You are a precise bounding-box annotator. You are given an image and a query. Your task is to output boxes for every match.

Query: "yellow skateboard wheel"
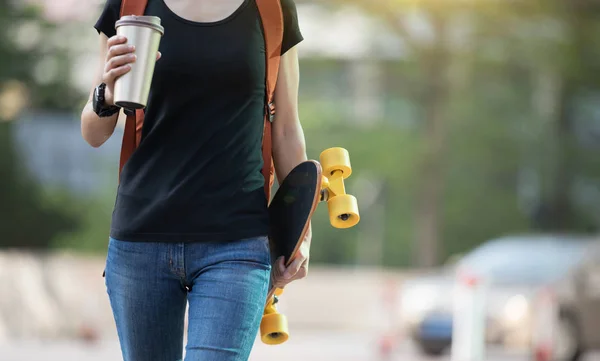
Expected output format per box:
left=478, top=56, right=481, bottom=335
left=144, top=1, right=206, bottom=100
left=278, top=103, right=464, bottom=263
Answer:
left=260, top=313, right=289, bottom=345
left=320, top=147, right=352, bottom=179
left=327, top=194, right=360, bottom=228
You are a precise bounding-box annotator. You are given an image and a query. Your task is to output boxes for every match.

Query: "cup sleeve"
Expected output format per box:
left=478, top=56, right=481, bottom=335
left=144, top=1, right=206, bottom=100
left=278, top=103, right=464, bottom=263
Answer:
left=93, top=0, right=122, bottom=38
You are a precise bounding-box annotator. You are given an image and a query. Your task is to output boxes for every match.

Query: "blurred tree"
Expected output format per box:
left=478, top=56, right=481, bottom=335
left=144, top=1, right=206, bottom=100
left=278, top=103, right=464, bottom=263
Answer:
left=3, top=0, right=594, bottom=262
left=316, top=0, right=600, bottom=267
left=0, top=0, right=81, bottom=248
left=474, top=0, right=600, bottom=232
left=322, top=0, right=473, bottom=266
left=535, top=0, right=600, bottom=232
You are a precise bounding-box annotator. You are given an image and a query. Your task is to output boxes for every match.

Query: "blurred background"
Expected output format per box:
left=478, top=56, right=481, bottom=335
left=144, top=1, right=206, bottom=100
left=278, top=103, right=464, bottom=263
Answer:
left=1, top=0, right=600, bottom=360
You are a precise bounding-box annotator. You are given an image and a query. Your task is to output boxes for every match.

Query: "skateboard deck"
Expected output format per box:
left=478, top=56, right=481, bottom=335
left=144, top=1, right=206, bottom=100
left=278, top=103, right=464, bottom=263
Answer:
left=260, top=147, right=359, bottom=345
left=266, top=160, right=322, bottom=303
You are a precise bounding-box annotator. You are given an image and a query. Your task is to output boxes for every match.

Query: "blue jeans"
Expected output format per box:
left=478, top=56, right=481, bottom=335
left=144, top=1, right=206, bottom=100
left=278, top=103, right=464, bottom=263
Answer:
left=104, top=236, right=271, bottom=361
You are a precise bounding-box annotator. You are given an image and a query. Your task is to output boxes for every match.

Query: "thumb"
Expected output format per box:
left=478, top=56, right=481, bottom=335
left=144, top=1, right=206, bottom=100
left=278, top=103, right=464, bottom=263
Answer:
left=283, top=256, right=303, bottom=280
left=272, top=256, right=285, bottom=278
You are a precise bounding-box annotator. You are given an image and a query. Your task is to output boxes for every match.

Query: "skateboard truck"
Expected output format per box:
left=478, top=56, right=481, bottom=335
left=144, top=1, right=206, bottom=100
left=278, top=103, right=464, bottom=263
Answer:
left=259, top=147, right=360, bottom=346
left=318, top=147, right=360, bottom=229
left=260, top=288, right=289, bottom=344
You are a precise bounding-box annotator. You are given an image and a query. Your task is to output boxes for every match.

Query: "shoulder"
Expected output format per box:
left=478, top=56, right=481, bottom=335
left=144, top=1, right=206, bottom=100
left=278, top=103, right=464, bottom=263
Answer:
left=277, top=0, right=303, bottom=54
left=278, top=0, right=301, bottom=30
left=94, top=0, right=123, bottom=37
left=280, top=0, right=297, bottom=10
left=103, top=0, right=123, bottom=13
left=280, top=0, right=299, bottom=18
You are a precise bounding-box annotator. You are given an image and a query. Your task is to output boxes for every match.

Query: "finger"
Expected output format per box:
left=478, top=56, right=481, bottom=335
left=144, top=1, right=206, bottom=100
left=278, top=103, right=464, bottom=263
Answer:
left=297, top=256, right=310, bottom=278
left=156, top=51, right=162, bottom=60
left=107, top=35, right=128, bottom=48
left=279, top=256, right=286, bottom=273
left=107, top=44, right=135, bottom=62
left=295, top=264, right=307, bottom=280
left=271, top=256, right=284, bottom=279
left=301, top=257, right=309, bottom=275
left=271, top=257, right=286, bottom=287
left=103, top=64, right=132, bottom=84
left=105, top=53, right=136, bottom=73
left=283, top=256, right=304, bottom=280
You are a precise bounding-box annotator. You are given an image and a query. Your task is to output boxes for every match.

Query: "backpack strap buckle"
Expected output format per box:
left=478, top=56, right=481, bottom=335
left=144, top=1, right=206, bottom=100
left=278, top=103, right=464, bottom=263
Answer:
left=267, top=102, right=275, bottom=123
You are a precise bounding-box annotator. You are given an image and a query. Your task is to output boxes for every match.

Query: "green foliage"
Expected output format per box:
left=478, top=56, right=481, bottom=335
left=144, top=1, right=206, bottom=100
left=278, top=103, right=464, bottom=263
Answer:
left=441, top=68, right=533, bottom=257
left=0, top=123, right=80, bottom=249
left=304, top=123, right=420, bottom=267
left=0, top=1, right=82, bottom=249
left=50, top=189, right=116, bottom=253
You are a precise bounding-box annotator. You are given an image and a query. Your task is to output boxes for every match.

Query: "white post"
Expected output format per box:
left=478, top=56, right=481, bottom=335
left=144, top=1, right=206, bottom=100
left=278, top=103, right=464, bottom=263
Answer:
left=450, top=270, right=487, bottom=361
left=531, top=287, right=557, bottom=361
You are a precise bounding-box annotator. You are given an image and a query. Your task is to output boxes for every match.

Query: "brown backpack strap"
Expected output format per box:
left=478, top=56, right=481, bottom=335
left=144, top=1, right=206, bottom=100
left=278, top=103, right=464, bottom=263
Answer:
left=120, top=0, right=147, bottom=18
left=118, top=0, right=148, bottom=181
left=256, top=0, right=284, bottom=202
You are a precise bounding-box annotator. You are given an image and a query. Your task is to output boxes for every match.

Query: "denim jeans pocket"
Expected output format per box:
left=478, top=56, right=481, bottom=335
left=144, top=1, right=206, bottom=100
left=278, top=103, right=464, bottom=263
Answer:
left=235, top=235, right=271, bottom=269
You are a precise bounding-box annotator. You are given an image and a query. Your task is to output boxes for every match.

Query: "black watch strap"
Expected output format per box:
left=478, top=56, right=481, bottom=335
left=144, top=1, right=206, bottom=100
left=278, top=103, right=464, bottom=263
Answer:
left=98, top=105, right=121, bottom=118
left=93, top=83, right=120, bottom=117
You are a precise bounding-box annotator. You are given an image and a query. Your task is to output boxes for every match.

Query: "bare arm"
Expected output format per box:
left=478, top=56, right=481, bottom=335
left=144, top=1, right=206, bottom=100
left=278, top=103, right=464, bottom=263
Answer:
left=271, top=46, right=307, bottom=184
left=270, top=46, right=312, bottom=286
left=80, top=33, right=138, bottom=148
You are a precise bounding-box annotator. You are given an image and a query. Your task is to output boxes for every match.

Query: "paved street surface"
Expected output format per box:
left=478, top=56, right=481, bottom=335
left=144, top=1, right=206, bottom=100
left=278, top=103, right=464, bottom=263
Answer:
left=3, top=331, right=600, bottom=361
left=0, top=337, right=540, bottom=361
left=2, top=261, right=598, bottom=361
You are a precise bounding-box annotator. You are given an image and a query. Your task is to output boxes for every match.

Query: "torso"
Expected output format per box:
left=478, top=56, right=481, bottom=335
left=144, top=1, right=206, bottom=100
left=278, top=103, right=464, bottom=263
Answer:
left=94, top=0, right=303, bottom=243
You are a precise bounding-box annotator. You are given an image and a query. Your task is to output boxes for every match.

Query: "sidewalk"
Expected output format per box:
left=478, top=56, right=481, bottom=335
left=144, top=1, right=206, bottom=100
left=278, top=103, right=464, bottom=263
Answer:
left=0, top=333, right=545, bottom=361
left=0, top=331, right=378, bottom=361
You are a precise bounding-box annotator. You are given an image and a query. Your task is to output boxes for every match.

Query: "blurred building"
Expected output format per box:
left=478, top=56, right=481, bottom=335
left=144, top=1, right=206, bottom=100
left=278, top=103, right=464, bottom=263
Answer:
left=12, top=111, right=122, bottom=195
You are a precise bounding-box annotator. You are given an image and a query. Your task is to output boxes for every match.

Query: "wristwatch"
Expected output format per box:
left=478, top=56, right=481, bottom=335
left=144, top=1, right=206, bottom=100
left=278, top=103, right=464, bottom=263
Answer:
left=93, top=83, right=120, bottom=117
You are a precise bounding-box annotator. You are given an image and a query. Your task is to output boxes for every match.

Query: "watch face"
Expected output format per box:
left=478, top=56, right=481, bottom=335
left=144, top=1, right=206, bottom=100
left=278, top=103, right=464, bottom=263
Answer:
left=97, top=83, right=105, bottom=100
left=93, top=86, right=99, bottom=112
left=93, top=83, right=119, bottom=117
left=93, top=84, right=106, bottom=114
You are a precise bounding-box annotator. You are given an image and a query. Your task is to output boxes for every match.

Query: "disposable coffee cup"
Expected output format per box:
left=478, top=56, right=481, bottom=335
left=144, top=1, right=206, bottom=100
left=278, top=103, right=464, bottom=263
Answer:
left=113, top=15, right=164, bottom=110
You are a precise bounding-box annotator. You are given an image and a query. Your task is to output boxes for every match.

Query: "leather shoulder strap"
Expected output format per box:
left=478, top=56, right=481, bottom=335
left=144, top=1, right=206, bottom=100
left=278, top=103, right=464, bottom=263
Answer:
left=118, top=0, right=147, bottom=181
left=256, top=0, right=284, bottom=202
left=256, top=0, right=284, bottom=103
left=120, top=0, right=148, bottom=17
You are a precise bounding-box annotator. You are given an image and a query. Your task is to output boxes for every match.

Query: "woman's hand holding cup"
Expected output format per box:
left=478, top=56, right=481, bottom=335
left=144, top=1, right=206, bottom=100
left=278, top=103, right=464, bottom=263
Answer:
left=102, top=35, right=162, bottom=106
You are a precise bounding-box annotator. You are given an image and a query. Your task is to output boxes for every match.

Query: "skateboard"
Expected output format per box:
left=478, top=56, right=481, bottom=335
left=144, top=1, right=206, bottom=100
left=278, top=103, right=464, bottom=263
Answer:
left=259, top=147, right=360, bottom=345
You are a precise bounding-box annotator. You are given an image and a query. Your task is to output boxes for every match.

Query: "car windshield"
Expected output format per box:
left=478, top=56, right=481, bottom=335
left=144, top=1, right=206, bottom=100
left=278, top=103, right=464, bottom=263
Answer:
left=457, top=237, right=589, bottom=285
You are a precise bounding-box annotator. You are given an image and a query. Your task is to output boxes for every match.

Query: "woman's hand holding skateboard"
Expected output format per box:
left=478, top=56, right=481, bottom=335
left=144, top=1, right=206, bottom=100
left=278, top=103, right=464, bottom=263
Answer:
left=271, top=225, right=311, bottom=288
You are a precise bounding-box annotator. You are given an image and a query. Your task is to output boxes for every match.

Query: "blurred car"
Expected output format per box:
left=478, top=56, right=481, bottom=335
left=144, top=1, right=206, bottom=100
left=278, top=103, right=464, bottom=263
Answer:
left=397, top=234, right=600, bottom=360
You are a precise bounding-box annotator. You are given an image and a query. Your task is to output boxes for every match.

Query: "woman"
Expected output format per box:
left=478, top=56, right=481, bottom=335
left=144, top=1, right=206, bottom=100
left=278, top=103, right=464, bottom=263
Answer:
left=80, top=0, right=310, bottom=360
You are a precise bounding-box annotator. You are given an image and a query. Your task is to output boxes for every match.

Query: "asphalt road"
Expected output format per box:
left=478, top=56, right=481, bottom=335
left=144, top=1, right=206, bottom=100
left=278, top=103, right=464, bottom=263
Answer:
left=0, top=332, right=544, bottom=361
left=2, top=331, right=600, bottom=361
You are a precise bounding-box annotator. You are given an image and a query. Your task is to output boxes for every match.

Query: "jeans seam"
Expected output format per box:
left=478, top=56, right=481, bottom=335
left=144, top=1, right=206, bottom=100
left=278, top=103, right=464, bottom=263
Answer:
left=178, top=243, right=186, bottom=279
